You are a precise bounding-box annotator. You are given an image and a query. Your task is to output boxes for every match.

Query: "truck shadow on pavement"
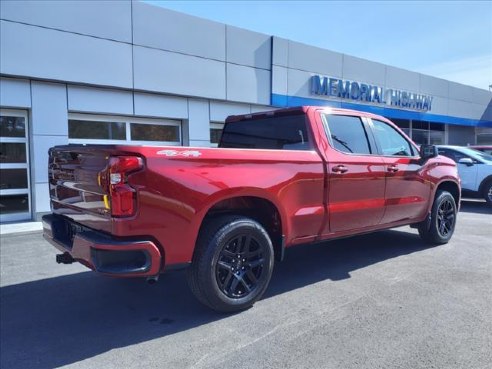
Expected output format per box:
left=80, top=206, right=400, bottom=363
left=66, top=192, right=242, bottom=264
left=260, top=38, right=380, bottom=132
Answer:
left=1, top=229, right=430, bottom=369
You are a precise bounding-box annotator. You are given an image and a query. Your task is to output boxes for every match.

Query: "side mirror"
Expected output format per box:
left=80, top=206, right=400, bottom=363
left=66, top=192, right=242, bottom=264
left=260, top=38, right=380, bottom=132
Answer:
left=458, top=157, right=474, bottom=166
left=420, top=145, right=438, bottom=161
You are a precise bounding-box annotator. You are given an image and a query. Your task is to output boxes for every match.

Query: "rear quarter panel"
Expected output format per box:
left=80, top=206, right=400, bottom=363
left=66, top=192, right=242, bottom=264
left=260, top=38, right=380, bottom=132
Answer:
left=118, top=146, right=325, bottom=266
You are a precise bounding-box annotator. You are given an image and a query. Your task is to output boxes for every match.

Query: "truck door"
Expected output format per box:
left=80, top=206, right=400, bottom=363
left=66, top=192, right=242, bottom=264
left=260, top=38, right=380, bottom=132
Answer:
left=319, top=113, right=386, bottom=235
left=369, top=119, right=430, bottom=224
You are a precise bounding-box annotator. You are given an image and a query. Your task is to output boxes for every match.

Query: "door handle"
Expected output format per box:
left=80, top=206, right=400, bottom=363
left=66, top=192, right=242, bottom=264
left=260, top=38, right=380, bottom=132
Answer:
left=387, top=164, right=399, bottom=172
left=332, top=165, right=348, bottom=174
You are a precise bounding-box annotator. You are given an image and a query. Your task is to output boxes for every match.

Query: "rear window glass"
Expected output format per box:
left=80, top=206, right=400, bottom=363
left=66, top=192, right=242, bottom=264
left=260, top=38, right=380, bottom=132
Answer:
left=219, top=115, right=311, bottom=150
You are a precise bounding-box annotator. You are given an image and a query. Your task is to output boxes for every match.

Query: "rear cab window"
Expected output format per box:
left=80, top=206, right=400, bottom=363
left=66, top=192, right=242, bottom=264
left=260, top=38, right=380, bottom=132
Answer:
left=219, top=114, right=311, bottom=150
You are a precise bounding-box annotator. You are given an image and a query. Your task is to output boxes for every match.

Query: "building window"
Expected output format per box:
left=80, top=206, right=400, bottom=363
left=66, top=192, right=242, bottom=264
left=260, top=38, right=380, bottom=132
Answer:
left=0, top=109, right=31, bottom=223
left=410, top=120, right=429, bottom=145
left=210, top=122, right=224, bottom=147
left=69, top=120, right=126, bottom=140
left=407, top=120, right=445, bottom=145
left=130, top=123, right=180, bottom=142
left=68, top=114, right=181, bottom=145
left=476, top=128, right=492, bottom=145
left=429, top=122, right=445, bottom=145
left=391, top=118, right=411, bottom=137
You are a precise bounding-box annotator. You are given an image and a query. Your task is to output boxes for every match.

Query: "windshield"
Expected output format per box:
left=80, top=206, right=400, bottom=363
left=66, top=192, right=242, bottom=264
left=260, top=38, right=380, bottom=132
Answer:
left=458, top=147, right=492, bottom=162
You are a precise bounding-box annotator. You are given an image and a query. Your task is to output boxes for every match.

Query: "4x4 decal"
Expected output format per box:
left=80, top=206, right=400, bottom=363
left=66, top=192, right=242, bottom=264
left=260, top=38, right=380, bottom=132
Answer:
left=157, top=149, right=202, bottom=157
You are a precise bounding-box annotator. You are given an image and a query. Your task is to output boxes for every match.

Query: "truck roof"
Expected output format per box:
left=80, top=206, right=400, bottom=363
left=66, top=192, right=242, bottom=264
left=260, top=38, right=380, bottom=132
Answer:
left=225, top=106, right=391, bottom=123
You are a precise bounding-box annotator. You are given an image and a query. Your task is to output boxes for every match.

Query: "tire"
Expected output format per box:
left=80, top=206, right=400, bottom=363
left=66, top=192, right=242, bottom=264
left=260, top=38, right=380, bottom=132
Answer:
left=482, top=180, right=492, bottom=206
left=187, top=215, right=274, bottom=313
left=418, top=190, right=457, bottom=245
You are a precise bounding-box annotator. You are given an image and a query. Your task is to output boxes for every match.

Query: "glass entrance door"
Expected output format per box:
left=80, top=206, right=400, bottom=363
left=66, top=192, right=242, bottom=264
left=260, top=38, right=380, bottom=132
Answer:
left=0, top=109, right=31, bottom=222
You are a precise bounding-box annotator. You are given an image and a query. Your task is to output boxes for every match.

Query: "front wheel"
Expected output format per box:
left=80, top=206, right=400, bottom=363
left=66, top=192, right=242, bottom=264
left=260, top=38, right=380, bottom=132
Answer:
left=418, top=190, right=457, bottom=245
left=187, top=215, right=274, bottom=313
left=483, top=180, right=492, bottom=206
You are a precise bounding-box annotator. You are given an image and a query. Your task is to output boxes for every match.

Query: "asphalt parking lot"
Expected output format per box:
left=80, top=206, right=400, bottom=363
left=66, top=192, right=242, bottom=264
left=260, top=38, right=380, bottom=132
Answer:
left=1, top=201, right=491, bottom=369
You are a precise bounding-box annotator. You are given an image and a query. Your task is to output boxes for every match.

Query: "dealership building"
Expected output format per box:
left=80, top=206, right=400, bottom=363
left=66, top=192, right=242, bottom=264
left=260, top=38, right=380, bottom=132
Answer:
left=0, top=1, right=491, bottom=223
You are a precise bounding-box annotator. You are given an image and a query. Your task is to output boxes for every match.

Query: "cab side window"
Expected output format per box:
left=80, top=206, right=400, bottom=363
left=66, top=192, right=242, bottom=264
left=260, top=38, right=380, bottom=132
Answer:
left=323, top=114, right=371, bottom=155
left=372, top=119, right=414, bottom=156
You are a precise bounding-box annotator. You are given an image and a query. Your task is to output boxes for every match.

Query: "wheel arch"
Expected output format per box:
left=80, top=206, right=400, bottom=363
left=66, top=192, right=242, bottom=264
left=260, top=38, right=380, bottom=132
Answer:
left=194, top=194, right=286, bottom=262
left=434, top=180, right=460, bottom=208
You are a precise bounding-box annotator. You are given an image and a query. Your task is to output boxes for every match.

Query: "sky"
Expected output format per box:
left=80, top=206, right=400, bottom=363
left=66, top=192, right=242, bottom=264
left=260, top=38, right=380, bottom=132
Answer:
left=146, top=0, right=492, bottom=91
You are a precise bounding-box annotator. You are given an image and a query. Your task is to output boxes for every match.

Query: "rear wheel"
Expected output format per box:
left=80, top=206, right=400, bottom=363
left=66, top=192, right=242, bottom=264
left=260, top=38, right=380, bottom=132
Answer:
left=418, top=190, right=457, bottom=245
left=187, top=215, right=274, bottom=313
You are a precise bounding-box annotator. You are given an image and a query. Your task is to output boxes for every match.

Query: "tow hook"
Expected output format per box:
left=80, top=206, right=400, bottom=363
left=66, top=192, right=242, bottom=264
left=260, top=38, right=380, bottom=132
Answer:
left=56, top=253, right=75, bottom=264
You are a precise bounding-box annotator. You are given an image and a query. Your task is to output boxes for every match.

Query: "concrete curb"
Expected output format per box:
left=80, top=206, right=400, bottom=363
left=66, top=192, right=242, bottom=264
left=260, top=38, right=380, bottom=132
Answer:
left=0, top=222, right=43, bottom=235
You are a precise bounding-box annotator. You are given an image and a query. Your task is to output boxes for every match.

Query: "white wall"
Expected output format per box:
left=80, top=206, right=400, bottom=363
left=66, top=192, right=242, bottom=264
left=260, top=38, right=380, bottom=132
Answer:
left=271, top=38, right=492, bottom=122
left=67, top=86, right=133, bottom=116
left=0, top=1, right=274, bottom=106
left=188, top=99, right=211, bottom=146
left=132, top=2, right=225, bottom=61
left=226, top=26, right=271, bottom=70
left=0, top=78, right=31, bottom=108
left=30, top=81, right=69, bottom=217
left=134, top=93, right=188, bottom=119
left=0, top=20, right=133, bottom=88
left=133, top=46, right=226, bottom=99
left=0, top=0, right=132, bottom=42
left=227, top=64, right=270, bottom=104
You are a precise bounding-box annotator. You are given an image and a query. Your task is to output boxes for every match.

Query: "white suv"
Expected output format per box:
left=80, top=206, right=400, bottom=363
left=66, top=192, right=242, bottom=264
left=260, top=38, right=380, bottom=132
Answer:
left=437, top=145, right=492, bottom=206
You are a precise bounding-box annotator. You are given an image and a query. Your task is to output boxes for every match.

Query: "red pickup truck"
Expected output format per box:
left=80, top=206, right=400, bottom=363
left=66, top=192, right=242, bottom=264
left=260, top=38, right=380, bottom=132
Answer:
left=43, top=106, right=460, bottom=312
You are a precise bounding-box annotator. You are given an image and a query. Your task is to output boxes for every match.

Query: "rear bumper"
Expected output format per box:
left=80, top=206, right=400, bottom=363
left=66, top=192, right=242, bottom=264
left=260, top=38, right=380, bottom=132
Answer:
left=42, top=214, right=162, bottom=277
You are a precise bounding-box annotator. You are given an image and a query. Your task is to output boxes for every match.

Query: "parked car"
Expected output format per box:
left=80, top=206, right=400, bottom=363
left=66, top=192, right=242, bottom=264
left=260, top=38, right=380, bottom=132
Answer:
left=437, top=145, right=492, bottom=205
left=470, top=145, right=492, bottom=155
left=43, top=106, right=460, bottom=312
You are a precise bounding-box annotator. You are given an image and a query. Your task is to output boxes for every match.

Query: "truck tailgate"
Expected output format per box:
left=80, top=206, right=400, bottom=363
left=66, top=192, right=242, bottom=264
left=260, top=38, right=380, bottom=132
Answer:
left=48, top=146, right=113, bottom=233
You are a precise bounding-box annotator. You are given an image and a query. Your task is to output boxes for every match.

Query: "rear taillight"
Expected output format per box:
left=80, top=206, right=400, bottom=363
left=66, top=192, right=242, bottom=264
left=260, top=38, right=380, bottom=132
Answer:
left=106, top=156, right=143, bottom=217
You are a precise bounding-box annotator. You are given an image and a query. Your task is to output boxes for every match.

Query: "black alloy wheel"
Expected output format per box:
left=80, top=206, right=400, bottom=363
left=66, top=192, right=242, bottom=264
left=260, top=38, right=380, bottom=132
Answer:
left=418, top=190, right=457, bottom=245
left=436, top=198, right=456, bottom=238
left=215, top=234, right=265, bottom=299
left=187, top=215, right=274, bottom=313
